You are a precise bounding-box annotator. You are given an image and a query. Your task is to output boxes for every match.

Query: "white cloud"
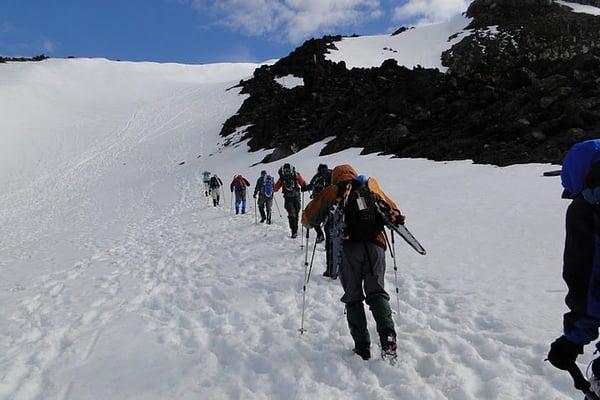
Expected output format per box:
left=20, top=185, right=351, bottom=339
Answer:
left=393, top=0, right=470, bottom=25
left=193, top=0, right=381, bottom=42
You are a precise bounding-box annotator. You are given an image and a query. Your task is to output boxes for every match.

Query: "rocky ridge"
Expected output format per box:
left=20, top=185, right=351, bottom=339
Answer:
left=221, top=0, right=600, bottom=166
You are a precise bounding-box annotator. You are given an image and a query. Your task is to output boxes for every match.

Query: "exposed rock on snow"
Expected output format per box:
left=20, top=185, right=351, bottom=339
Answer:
left=221, top=0, right=600, bottom=166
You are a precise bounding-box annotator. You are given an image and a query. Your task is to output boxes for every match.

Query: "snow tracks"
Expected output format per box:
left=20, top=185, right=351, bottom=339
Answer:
left=0, top=183, right=573, bottom=399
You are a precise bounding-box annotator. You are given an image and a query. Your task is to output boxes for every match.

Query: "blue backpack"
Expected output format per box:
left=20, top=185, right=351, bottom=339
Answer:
left=562, top=140, right=600, bottom=202
left=264, top=175, right=274, bottom=198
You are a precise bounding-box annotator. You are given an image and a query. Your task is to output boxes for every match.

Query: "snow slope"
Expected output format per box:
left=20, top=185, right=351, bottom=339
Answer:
left=325, top=15, right=471, bottom=71
left=0, top=58, right=584, bottom=400
left=556, top=0, right=600, bottom=15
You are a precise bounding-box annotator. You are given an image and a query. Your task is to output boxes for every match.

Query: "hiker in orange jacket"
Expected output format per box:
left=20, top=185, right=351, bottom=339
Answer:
left=302, top=164, right=404, bottom=361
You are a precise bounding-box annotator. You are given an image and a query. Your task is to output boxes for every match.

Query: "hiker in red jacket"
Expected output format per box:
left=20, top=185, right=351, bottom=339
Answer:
left=230, top=174, right=251, bottom=214
left=274, top=163, right=307, bottom=238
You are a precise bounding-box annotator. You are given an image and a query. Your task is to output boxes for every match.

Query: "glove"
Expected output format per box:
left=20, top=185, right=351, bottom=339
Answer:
left=547, top=336, right=583, bottom=371
left=396, top=214, right=406, bottom=225
left=253, top=194, right=257, bottom=199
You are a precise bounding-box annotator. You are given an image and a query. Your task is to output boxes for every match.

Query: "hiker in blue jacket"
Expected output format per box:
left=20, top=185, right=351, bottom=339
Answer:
left=253, top=170, right=274, bottom=224
left=548, top=139, right=600, bottom=396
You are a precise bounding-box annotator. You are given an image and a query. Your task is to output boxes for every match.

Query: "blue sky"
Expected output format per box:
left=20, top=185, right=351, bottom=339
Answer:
left=0, top=0, right=468, bottom=64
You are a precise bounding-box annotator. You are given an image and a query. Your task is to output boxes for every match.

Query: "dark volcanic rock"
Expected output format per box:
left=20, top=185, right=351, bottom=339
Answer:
left=219, top=0, right=600, bottom=166
left=0, top=54, right=49, bottom=63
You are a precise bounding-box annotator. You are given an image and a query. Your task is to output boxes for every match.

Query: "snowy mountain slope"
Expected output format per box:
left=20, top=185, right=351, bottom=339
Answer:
left=0, top=59, right=583, bottom=399
left=324, top=15, right=471, bottom=70
left=556, top=0, right=600, bottom=15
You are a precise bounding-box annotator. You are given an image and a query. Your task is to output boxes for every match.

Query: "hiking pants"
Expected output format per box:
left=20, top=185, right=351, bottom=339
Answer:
left=235, top=190, right=247, bottom=213
left=284, top=196, right=301, bottom=234
left=339, top=241, right=395, bottom=346
left=203, top=181, right=210, bottom=196
left=211, top=187, right=221, bottom=206
left=258, top=195, right=273, bottom=222
left=563, top=196, right=600, bottom=345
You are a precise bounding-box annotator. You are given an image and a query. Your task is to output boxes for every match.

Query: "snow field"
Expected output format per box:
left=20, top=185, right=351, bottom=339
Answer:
left=0, top=58, right=587, bottom=399
left=325, top=15, right=471, bottom=71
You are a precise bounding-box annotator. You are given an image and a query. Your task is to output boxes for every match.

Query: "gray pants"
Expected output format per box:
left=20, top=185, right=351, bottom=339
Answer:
left=339, top=241, right=388, bottom=303
left=339, top=241, right=394, bottom=345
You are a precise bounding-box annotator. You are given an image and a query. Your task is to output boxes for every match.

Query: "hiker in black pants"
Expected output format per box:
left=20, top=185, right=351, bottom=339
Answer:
left=274, top=163, right=307, bottom=238
left=253, top=170, right=275, bottom=224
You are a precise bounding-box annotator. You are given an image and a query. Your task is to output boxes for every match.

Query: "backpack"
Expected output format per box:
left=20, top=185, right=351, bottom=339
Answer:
left=209, top=176, right=221, bottom=189
left=263, top=175, right=274, bottom=198
left=279, top=165, right=299, bottom=196
left=233, top=175, right=247, bottom=192
left=337, top=178, right=386, bottom=241
left=311, top=173, right=330, bottom=198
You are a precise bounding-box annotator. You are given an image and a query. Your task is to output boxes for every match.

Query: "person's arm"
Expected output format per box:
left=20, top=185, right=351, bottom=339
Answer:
left=302, top=186, right=336, bottom=227
left=297, top=173, right=308, bottom=191
left=244, top=177, right=251, bottom=187
left=307, top=173, right=318, bottom=191
left=274, top=178, right=283, bottom=192
left=230, top=181, right=235, bottom=192
left=254, top=178, right=262, bottom=197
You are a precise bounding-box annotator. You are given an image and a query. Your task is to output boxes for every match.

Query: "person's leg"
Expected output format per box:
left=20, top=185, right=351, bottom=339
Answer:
left=258, top=197, right=266, bottom=221
left=284, top=198, right=295, bottom=235
left=314, top=225, right=324, bottom=243
left=266, top=198, right=273, bottom=224
left=339, top=242, right=370, bottom=357
left=235, top=191, right=242, bottom=214
left=362, top=243, right=396, bottom=351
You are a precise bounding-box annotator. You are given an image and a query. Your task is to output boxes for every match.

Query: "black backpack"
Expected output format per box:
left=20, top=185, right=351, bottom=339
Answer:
left=279, top=165, right=299, bottom=196
left=338, top=179, right=385, bottom=241
left=209, top=176, right=221, bottom=189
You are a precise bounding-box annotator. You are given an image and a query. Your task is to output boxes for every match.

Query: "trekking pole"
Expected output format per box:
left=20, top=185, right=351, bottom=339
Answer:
left=254, top=197, right=258, bottom=224
left=230, top=192, right=233, bottom=213
left=299, top=228, right=311, bottom=335
left=274, top=196, right=283, bottom=218
left=301, top=192, right=305, bottom=249
left=384, top=230, right=401, bottom=317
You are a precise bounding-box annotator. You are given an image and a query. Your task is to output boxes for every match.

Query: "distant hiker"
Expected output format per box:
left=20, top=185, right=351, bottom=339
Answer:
left=209, top=174, right=223, bottom=207
left=274, top=163, right=307, bottom=238
left=230, top=174, right=251, bottom=214
left=253, top=170, right=274, bottom=224
left=307, top=163, right=334, bottom=277
left=202, top=170, right=211, bottom=197
left=302, top=164, right=405, bottom=361
left=548, top=139, right=600, bottom=398
left=307, top=164, right=332, bottom=243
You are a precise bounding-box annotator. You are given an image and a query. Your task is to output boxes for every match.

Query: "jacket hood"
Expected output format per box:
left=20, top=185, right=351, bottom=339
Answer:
left=331, top=164, right=358, bottom=185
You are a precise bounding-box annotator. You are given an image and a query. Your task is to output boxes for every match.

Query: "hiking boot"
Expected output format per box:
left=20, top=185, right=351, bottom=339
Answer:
left=241, top=209, right=246, bottom=214
left=236, top=209, right=239, bottom=215
left=380, top=330, right=397, bottom=360
left=323, top=270, right=331, bottom=278
left=291, top=232, right=298, bottom=239
left=353, top=342, right=371, bottom=360
left=260, top=218, right=266, bottom=223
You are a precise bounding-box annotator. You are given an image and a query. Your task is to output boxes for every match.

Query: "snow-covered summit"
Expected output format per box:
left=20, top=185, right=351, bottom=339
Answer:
left=325, top=14, right=471, bottom=71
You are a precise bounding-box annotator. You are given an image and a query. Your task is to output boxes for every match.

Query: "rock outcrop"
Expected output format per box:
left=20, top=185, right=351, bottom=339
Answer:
left=221, top=0, right=600, bottom=166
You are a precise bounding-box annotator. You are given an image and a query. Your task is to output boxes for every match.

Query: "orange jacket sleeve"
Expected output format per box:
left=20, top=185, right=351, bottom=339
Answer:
left=301, top=185, right=337, bottom=227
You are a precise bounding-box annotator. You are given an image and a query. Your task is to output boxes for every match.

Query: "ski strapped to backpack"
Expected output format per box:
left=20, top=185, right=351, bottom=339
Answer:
left=333, top=176, right=426, bottom=255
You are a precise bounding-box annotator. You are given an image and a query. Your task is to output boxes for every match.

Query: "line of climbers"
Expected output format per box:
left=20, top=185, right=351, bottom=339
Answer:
left=202, top=162, right=405, bottom=362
